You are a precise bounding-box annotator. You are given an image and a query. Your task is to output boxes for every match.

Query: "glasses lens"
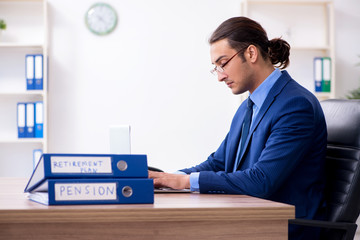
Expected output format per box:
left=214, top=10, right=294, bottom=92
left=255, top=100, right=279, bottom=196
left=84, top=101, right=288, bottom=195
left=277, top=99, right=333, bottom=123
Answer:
left=210, top=66, right=225, bottom=76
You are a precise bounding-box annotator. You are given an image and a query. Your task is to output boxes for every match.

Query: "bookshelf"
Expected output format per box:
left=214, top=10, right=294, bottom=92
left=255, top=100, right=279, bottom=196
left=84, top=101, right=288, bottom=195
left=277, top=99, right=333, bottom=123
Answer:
left=0, top=0, right=48, bottom=177
left=242, top=0, right=335, bottom=100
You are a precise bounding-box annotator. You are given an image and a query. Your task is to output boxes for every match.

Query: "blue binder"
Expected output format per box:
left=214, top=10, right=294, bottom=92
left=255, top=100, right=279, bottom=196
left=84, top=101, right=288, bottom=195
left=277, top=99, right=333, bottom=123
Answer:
left=314, top=57, right=322, bottom=92
left=34, top=54, right=43, bottom=90
left=322, top=57, right=331, bottom=92
left=26, top=55, right=35, bottom=90
left=26, top=102, right=35, bottom=138
left=27, top=178, right=154, bottom=205
left=17, top=103, right=26, bottom=138
left=34, top=101, right=44, bottom=138
left=25, top=154, right=149, bottom=192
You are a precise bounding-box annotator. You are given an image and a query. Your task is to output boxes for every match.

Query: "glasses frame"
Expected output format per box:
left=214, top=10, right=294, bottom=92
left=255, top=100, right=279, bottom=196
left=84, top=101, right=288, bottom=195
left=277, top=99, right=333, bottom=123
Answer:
left=210, top=50, right=242, bottom=75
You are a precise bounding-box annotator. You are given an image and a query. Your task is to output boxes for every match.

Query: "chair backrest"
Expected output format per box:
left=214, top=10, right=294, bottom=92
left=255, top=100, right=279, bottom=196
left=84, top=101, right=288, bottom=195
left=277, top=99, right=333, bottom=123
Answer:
left=320, top=99, right=360, bottom=223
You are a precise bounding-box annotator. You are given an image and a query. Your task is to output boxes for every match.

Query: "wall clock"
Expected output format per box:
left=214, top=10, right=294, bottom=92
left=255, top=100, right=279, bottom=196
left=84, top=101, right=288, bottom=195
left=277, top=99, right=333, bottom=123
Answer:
left=85, top=3, right=118, bottom=36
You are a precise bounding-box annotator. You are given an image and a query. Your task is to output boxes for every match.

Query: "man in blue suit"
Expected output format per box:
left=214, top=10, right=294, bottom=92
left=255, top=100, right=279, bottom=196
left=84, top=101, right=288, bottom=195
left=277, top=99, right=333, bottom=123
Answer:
left=149, top=17, right=327, bottom=239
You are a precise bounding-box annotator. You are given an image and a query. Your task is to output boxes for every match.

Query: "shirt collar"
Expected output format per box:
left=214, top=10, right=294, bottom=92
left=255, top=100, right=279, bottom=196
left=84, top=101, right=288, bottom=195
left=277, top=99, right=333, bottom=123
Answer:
left=249, top=68, right=282, bottom=109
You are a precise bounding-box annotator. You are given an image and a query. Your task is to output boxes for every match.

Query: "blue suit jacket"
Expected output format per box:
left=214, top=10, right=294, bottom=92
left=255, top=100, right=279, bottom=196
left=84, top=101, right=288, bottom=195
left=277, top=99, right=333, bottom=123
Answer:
left=181, top=71, right=327, bottom=239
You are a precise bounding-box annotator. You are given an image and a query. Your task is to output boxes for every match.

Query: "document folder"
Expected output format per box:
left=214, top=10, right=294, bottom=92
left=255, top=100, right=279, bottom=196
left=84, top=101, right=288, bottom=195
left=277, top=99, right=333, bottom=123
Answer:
left=27, top=178, right=154, bottom=205
left=17, top=103, right=26, bottom=138
left=34, top=54, right=43, bottom=90
left=25, top=154, right=148, bottom=192
left=314, top=57, right=322, bottom=92
left=26, top=55, right=35, bottom=90
left=26, top=102, right=35, bottom=138
left=322, top=57, right=331, bottom=92
left=34, top=101, right=44, bottom=138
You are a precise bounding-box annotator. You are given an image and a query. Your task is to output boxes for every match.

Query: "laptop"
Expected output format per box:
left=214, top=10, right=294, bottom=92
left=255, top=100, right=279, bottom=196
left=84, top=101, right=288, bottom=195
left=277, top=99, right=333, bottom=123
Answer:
left=109, top=125, right=131, bottom=154
left=109, top=125, right=191, bottom=193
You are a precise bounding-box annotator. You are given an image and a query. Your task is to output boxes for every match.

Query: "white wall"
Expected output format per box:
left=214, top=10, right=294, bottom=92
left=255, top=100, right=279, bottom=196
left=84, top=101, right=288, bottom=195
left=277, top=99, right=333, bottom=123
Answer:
left=47, top=0, right=360, bottom=172
left=334, top=0, right=360, bottom=98
left=334, top=1, right=360, bottom=237
left=47, top=0, right=241, bottom=172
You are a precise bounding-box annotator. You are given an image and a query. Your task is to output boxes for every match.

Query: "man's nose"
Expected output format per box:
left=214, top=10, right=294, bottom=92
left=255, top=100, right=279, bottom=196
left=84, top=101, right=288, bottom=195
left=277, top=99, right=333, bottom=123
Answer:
left=217, top=71, right=227, bottom=82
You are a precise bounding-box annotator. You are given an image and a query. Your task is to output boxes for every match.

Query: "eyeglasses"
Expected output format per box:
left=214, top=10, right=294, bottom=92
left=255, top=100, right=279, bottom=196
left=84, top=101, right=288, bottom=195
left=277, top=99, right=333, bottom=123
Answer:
left=210, top=50, right=241, bottom=75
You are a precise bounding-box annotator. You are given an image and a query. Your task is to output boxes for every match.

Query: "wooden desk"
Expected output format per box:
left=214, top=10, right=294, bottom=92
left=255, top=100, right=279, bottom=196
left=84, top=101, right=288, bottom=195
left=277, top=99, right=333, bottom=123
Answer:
left=0, top=178, right=294, bottom=240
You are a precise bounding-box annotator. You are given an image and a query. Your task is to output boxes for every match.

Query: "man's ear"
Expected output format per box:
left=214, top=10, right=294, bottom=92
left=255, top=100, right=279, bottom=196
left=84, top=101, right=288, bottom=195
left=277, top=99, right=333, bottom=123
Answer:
left=246, top=45, right=258, bottom=63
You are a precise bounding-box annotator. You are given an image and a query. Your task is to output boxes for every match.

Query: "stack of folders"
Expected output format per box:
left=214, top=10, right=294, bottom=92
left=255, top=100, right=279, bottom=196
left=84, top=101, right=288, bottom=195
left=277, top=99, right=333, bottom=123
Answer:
left=314, top=57, right=332, bottom=93
left=17, top=101, right=43, bottom=138
left=24, top=154, right=154, bottom=205
left=26, top=54, right=43, bottom=90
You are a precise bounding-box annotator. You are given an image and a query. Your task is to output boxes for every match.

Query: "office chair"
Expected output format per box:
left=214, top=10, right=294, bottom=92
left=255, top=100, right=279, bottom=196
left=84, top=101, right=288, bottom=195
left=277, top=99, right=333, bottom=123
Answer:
left=289, top=99, right=360, bottom=240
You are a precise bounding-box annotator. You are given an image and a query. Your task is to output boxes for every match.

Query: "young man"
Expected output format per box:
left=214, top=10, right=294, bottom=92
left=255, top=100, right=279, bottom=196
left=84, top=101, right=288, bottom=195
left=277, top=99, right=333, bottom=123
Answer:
left=149, top=17, right=327, bottom=239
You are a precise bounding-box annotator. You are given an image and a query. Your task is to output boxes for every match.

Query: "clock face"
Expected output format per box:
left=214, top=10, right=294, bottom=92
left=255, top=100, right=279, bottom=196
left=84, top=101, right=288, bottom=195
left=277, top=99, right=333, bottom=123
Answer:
left=85, top=3, right=118, bottom=36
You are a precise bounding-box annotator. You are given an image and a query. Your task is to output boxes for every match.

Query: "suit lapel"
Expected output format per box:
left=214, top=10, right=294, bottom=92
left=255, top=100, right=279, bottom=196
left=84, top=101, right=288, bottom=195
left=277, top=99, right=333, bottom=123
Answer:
left=236, top=71, right=292, bottom=167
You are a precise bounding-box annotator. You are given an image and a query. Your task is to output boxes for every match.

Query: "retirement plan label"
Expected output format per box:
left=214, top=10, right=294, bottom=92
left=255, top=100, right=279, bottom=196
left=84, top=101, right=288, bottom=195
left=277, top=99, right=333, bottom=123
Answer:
left=50, top=156, right=112, bottom=173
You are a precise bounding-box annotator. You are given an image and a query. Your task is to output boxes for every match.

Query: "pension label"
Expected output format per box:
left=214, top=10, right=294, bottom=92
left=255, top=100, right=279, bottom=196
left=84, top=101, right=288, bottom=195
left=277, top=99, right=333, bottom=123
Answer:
left=54, top=183, right=117, bottom=201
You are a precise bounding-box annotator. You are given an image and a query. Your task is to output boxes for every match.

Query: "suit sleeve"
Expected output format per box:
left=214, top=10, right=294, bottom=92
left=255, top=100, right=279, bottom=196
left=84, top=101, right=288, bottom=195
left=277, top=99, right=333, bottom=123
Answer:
left=198, top=96, right=323, bottom=197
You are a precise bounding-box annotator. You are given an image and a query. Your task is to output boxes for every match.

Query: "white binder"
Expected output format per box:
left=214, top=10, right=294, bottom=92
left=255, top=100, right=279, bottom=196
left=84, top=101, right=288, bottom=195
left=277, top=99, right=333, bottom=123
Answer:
left=26, top=55, right=35, bottom=90
left=17, top=103, right=26, bottom=138
left=26, top=102, right=35, bottom=138
left=34, top=55, right=43, bottom=89
left=35, top=101, right=44, bottom=138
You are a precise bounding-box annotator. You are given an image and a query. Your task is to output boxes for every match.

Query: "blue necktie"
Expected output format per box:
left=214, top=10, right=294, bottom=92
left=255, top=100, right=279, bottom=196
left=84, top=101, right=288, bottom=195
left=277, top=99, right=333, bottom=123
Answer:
left=234, top=98, right=254, bottom=172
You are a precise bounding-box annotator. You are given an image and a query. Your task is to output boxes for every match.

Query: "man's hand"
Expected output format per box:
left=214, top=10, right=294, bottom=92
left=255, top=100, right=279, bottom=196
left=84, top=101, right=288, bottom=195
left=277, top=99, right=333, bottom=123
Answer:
left=148, top=171, right=190, bottom=190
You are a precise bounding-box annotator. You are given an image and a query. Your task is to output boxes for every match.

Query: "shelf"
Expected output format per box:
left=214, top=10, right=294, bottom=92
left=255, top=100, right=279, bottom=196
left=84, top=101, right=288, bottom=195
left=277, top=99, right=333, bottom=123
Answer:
left=0, top=91, right=44, bottom=96
left=246, top=0, right=332, bottom=5
left=0, top=0, right=42, bottom=2
left=0, top=0, right=48, bottom=178
left=0, top=138, right=44, bottom=144
left=291, top=46, right=331, bottom=51
left=243, top=0, right=335, bottom=99
left=0, top=43, right=44, bottom=48
left=315, top=92, right=332, bottom=101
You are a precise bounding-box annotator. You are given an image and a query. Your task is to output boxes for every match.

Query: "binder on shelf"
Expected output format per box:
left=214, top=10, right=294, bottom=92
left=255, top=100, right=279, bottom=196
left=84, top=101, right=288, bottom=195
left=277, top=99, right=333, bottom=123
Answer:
left=26, top=178, right=154, bottom=205
left=34, top=101, right=44, bottom=138
left=34, top=54, right=43, bottom=90
left=25, top=154, right=148, bottom=192
left=314, top=57, right=322, bottom=92
left=322, top=57, right=331, bottom=93
left=313, top=57, right=332, bottom=93
left=33, top=149, right=43, bottom=170
left=17, top=103, right=26, bottom=138
left=26, top=55, right=35, bottom=90
left=26, top=102, right=35, bottom=138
